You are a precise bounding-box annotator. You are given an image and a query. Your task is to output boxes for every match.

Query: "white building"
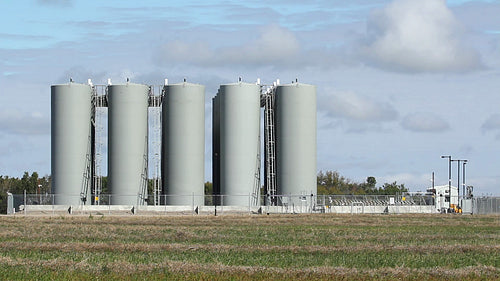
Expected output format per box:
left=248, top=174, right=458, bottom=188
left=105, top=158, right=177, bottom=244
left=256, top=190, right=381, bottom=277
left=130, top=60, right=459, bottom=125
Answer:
left=427, top=185, right=458, bottom=212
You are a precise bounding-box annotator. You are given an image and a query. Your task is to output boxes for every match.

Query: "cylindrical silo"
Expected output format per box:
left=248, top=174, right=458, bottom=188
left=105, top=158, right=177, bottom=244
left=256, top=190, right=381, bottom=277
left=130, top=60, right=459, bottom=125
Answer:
left=217, top=82, right=261, bottom=206
left=275, top=82, right=317, bottom=204
left=162, top=82, right=205, bottom=206
left=107, top=83, right=149, bottom=205
left=51, top=82, right=93, bottom=205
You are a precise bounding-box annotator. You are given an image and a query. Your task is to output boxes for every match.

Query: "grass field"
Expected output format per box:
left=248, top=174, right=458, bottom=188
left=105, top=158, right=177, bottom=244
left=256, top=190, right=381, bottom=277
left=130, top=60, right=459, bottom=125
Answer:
left=0, top=214, right=498, bottom=280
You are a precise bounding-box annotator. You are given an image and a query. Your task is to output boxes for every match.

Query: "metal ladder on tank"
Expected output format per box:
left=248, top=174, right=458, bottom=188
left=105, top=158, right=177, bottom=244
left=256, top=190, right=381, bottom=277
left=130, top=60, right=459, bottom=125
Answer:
left=149, top=86, right=162, bottom=206
left=92, top=85, right=107, bottom=205
left=263, top=88, right=277, bottom=206
left=252, top=125, right=261, bottom=207
left=80, top=139, right=92, bottom=205
left=138, top=135, right=149, bottom=206
left=80, top=87, right=96, bottom=206
left=136, top=86, right=155, bottom=206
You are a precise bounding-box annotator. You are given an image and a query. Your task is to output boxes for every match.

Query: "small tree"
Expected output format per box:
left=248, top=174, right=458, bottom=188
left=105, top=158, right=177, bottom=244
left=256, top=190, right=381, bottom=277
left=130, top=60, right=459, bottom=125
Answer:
left=360, top=176, right=377, bottom=194
left=378, top=181, right=408, bottom=195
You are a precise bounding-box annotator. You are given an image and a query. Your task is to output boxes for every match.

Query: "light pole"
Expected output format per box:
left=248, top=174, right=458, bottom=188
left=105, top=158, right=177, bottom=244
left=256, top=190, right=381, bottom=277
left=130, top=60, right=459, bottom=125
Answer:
left=38, top=184, right=42, bottom=203
left=463, top=161, right=468, bottom=199
left=452, top=159, right=467, bottom=208
left=441, top=155, right=452, bottom=209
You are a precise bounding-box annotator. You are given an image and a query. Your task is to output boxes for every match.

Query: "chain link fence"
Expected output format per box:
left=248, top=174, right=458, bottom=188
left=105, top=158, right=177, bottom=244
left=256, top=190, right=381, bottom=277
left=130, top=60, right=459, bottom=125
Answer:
left=5, top=193, right=500, bottom=215
left=474, top=197, right=500, bottom=214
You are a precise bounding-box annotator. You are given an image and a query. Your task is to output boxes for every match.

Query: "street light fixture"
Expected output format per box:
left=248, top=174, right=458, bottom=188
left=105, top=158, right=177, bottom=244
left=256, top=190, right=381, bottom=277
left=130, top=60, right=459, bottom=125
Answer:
left=441, top=155, right=452, bottom=209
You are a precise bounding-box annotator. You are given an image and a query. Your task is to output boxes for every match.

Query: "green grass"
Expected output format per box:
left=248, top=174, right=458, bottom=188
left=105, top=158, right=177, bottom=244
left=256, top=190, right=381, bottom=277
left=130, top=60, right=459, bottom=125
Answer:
left=0, top=214, right=498, bottom=280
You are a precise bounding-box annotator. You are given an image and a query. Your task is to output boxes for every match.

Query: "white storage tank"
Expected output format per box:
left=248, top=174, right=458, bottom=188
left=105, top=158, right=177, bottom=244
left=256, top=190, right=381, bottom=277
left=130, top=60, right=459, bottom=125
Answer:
left=214, top=82, right=261, bottom=206
left=275, top=82, right=317, bottom=204
left=51, top=82, right=93, bottom=205
left=162, top=82, right=205, bottom=206
left=107, top=83, right=149, bottom=205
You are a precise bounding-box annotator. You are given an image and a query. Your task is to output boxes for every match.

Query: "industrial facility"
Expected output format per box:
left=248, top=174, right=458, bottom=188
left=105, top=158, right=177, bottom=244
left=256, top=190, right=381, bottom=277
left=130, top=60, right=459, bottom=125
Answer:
left=13, top=77, right=488, bottom=215
left=49, top=78, right=317, bottom=211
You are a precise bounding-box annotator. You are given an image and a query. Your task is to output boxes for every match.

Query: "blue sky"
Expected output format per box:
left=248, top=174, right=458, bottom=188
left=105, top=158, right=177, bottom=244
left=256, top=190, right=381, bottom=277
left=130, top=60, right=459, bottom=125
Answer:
left=1, top=0, right=499, bottom=195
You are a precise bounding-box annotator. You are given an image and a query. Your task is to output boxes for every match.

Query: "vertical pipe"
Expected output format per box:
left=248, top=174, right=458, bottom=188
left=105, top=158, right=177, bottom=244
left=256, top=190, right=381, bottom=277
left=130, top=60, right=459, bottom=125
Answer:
left=212, top=94, right=221, bottom=205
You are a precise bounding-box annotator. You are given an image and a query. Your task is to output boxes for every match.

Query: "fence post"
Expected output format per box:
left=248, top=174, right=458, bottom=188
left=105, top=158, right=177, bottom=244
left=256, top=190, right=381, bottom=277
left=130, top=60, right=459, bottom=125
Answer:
left=164, top=195, right=167, bottom=215
left=24, top=190, right=26, bottom=215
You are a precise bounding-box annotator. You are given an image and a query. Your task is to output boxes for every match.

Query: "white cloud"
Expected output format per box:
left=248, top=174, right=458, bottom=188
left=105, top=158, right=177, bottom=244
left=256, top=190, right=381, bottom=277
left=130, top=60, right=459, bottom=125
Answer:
left=481, top=114, right=500, bottom=131
left=469, top=175, right=500, bottom=196
left=57, top=66, right=107, bottom=85
left=157, top=41, right=214, bottom=65
left=37, top=0, right=72, bottom=7
left=362, top=0, right=482, bottom=72
left=0, top=110, right=50, bottom=136
left=227, top=24, right=300, bottom=64
left=156, top=25, right=300, bottom=67
left=317, top=91, right=399, bottom=133
left=318, top=91, right=399, bottom=122
left=401, top=112, right=450, bottom=132
left=482, top=114, right=500, bottom=139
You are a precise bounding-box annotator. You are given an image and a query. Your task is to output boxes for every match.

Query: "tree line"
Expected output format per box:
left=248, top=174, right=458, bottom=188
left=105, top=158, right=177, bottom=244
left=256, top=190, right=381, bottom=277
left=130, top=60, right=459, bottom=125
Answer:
left=317, top=170, right=407, bottom=195
left=0, top=172, right=51, bottom=213
left=0, top=170, right=407, bottom=213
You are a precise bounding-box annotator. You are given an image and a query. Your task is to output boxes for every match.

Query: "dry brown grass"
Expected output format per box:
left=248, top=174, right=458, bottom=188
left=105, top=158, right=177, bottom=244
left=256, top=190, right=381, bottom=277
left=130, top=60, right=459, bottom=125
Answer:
left=0, top=240, right=498, bottom=254
left=0, top=214, right=498, bottom=280
left=0, top=255, right=498, bottom=281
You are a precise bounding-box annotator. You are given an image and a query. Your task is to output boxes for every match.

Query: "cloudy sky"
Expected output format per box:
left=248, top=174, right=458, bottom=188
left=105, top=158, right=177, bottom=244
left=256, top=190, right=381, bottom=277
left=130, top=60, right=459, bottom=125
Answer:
left=1, top=0, right=499, bottom=195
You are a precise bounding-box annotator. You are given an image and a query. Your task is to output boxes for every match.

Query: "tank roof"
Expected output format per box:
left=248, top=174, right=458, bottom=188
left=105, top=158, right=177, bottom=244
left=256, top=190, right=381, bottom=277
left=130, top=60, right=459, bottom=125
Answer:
left=164, top=82, right=205, bottom=87
left=51, top=82, right=91, bottom=87
left=278, top=82, right=315, bottom=87
left=108, top=82, right=149, bottom=87
left=219, top=82, right=260, bottom=87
